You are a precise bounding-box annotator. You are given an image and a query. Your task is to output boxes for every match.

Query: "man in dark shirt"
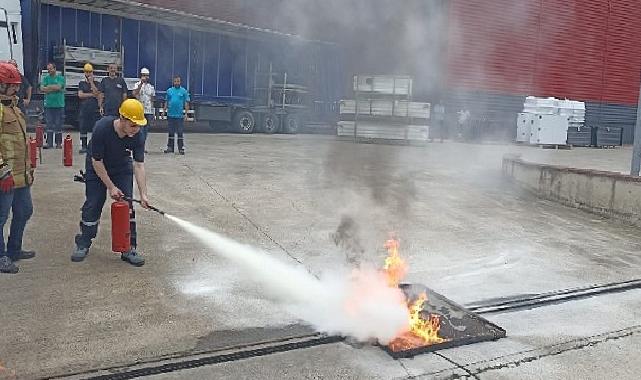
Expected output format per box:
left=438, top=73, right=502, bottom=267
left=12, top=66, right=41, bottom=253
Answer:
left=9, top=60, right=31, bottom=115
left=71, top=99, right=151, bottom=266
left=77, top=63, right=102, bottom=153
left=99, top=63, right=128, bottom=117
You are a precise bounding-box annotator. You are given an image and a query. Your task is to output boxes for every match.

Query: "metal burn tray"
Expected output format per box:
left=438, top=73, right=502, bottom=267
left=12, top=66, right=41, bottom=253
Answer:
left=381, top=283, right=506, bottom=359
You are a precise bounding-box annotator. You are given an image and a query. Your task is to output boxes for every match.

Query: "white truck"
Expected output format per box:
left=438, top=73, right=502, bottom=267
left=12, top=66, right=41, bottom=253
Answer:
left=0, top=0, right=23, bottom=70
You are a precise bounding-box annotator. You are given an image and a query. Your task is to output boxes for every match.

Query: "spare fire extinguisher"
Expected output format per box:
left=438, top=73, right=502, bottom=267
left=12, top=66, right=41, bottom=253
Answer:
left=111, top=200, right=131, bottom=253
left=29, top=137, right=37, bottom=168
left=35, top=125, right=44, bottom=147
left=63, top=134, right=73, bottom=167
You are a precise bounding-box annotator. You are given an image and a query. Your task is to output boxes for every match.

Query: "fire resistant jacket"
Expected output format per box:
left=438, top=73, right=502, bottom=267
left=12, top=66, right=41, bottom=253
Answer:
left=0, top=103, right=33, bottom=188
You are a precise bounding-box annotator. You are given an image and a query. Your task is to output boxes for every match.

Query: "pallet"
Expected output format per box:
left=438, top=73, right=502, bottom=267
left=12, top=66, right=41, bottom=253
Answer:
left=540, top=144, right=572, bottom=150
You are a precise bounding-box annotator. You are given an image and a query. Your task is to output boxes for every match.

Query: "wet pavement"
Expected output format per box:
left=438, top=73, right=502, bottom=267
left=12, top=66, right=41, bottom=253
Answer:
left=0, top=134, right=639, bottom=379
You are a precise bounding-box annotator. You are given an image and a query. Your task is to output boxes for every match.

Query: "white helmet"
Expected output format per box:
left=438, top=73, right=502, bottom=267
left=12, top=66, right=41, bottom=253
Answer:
left=140, top=67, right=150, bottom=75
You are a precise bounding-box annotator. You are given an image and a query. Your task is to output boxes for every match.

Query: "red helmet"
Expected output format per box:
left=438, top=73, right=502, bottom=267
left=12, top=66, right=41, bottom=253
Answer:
left=0, top=62, right=21, bottom=84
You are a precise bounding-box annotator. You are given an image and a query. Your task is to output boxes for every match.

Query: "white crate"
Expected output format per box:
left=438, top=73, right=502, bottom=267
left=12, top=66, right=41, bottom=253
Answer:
left=516, top=113, right=534, bottom=143
left=529, top=114, right=569, bottom=145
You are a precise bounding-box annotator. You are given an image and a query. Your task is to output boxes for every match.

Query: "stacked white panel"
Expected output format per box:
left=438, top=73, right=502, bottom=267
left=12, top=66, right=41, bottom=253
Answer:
left=353, top=75, right=412, bottom=95
left=337, top=121, right=428, bottom=141
left=339, top=99, right=430, bottom=119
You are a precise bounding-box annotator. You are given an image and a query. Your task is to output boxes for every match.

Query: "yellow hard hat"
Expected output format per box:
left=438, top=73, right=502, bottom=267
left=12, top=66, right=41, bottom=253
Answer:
left=83, top=63, right=93, bottom=72
left=119, top=99, right=147, bottom=126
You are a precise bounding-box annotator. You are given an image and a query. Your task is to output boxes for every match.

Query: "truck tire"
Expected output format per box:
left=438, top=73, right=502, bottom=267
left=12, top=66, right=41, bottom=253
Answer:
left=233, top=110, right=255, bottom=134
left=283, top=114, right=300, bottom=134
left=261, top=113, right=280, bottom=134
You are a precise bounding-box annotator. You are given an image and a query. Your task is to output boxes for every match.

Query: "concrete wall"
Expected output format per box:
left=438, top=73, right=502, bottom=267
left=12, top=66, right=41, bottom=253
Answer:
left=502, top=154, right=641, bottom=226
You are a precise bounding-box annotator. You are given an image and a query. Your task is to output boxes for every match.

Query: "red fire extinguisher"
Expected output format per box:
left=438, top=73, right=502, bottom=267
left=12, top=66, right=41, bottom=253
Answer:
left=35, top=125, right=44, bottom=147
left=63, top=134, right=73, bottom=167
left=29, top=137, right=37, bottom=168
left=111, top=200, right=131, bottom=253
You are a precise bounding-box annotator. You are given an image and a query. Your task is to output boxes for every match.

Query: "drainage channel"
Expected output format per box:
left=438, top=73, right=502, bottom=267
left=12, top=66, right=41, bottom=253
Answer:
left=48, top=278, right=641, bottom=379
left=467, top=278, right=641, bottom=314
left=51, top=334, right=343, bottom=380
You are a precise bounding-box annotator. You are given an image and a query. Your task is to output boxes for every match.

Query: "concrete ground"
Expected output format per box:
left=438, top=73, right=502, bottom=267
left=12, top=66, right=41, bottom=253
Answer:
left=0, top=134, right=640, bottom=379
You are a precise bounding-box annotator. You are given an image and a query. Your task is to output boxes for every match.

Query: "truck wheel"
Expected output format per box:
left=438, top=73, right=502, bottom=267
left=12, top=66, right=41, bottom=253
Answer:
left=262, top=113, right=280, bottom=134
left=283, top=114, right=300, bottom=134
left=233, top=111, right=255, bottom=134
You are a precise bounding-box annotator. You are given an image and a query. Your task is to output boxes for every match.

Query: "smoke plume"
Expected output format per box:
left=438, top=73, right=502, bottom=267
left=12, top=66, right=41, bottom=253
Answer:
left=167, top=215, right=409, bottom=344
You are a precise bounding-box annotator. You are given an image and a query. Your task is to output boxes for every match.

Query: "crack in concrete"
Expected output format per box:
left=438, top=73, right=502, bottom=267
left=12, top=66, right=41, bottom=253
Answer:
left=405, top=325, right=641, bottom=380
left=397, top=358, right=412, bottom=379
left=433, top=352, right=480, bottom=380
left=184, top=164, right=305, bottom=266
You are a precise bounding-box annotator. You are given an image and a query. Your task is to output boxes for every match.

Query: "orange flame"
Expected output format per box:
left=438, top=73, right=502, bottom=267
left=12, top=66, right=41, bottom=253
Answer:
left=382, top=239, right=448, bottom=351
left=383, top=238, right=407, bottom=288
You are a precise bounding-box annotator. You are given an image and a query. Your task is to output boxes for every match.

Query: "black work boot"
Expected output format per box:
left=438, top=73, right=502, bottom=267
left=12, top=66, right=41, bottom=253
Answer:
left=0, top=256, right=18, bottom=274
left=79, top=137, right=88, bottom=154
left=121, top=249, right=145, bottom=267
left=9, top=250, right=36, bottom=261
left=44, top=131, right=54, bottom=149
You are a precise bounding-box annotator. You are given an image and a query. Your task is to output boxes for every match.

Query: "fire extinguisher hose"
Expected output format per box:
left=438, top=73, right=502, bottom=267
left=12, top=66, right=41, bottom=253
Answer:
left=123, top=196, right=166, bottom=216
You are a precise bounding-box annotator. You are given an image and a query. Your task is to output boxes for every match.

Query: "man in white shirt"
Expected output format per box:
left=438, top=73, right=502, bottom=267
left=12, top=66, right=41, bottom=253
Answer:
left=133, top=68, right=155, bottom=149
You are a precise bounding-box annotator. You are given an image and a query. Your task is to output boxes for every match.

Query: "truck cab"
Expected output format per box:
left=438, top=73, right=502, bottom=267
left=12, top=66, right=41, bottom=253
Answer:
left=0, top=0, right=23, bottom=70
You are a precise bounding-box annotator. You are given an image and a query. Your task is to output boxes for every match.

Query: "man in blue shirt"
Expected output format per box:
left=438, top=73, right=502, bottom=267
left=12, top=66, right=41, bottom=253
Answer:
left=163, top=76, right=190, bottom=155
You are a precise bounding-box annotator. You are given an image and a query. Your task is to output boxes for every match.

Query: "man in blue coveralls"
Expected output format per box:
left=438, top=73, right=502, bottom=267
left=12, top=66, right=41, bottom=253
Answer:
left=163, top=76, right=190, bottom=155
left=71, top=99, right=151, bottom=266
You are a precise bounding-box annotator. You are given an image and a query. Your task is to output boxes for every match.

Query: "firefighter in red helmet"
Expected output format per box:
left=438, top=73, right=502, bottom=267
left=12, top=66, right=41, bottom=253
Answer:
left=0, top=61, right=36, bottom=274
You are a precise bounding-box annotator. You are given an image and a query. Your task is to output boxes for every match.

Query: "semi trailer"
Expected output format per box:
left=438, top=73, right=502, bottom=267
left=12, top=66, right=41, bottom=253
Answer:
left=2, top=0, right=341, bottom=132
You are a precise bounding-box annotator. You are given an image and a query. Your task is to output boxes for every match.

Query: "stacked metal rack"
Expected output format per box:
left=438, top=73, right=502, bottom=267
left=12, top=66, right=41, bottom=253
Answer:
left=251, top=63, right=309, bottom=133
left=337, top=75, right=430, bottom=144
left=51, top=43, right=124, bottom=94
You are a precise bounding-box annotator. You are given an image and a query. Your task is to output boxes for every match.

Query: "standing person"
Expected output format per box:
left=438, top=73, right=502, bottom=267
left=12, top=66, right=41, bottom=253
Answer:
left=432, top=100, right=445, bottom=143
left=133, top=67, right=155, bottom=149
left=457, top=108, right=470, bottom=141
left=71, top=99, right=150, bottom=266
left=77, top=63, right=102, bottom=154
left=0, top=62, right=35, bottom=274
left=99, top=63, right=128, bottom=117
left=9, top=59, right=31, bottom=115
left=163, top=76, right=189, bottom=155
left=40, top=62, right=65, bottom=149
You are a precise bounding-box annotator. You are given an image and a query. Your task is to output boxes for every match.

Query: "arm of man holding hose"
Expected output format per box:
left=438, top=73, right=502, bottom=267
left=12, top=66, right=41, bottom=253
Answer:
left=91, top=158, right=122, bottom=200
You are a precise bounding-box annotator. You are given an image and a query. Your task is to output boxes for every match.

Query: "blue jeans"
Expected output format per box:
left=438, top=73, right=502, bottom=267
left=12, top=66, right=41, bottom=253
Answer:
left=45, top=107, right=64, bottom=147
left=0, top=186, right=33, bottom=257
left=79, top=107, right=100, bottom=149
left=75, top=174, right=137, bottom=251
left=167, top=117, right=184, bottom=151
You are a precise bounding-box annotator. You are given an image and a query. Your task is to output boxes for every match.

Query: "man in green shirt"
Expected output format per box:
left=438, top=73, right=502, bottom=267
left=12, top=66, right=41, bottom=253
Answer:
left=40, top=62, right=65, bottom=149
